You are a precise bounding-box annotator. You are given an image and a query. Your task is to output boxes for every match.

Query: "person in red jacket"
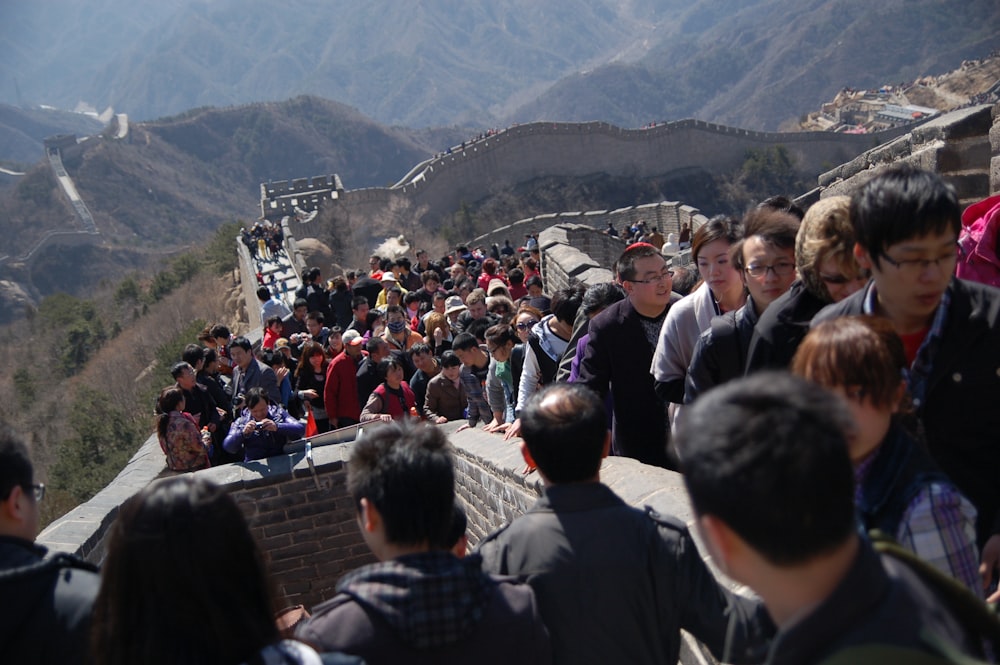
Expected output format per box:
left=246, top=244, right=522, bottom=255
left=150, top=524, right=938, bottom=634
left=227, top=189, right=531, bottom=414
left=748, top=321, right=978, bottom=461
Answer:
left=324, top=329, right=365, bottom=428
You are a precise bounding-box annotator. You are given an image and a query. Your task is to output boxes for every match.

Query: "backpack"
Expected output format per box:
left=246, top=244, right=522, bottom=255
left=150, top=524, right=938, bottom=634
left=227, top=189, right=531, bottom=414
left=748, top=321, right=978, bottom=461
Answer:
left=957, top=194, right=1000, bottom=289
left=818, top=532, right=1000, bottom=665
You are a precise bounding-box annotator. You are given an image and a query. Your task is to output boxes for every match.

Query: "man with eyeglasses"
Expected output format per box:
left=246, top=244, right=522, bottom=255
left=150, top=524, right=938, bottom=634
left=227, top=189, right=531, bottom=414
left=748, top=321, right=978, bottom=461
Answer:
left=685, top=207, right=800, bottom=405
left=814, top=165, right=1000, bottom=602
left=0, top=431, right=100, bottom=664
left=578, top=243, right=682, bottom=469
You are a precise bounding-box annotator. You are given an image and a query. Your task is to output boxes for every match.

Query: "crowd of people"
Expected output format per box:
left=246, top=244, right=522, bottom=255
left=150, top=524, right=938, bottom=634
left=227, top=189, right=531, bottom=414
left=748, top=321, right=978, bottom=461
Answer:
left=6, top=164, right=1000, bottom=664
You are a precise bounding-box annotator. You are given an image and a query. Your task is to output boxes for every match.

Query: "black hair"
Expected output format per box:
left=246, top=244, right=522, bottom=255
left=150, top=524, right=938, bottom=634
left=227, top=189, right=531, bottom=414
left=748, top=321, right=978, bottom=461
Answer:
left=352, top=295, right=369, bottom=310
left=451, top=332, right=479, bottom=352
left=91, top=476, right=279, bottom=665
left=615, top=243, right=661, bottom=281
left=306, top=311, right=324, bottom=324
left=520, top=384, right=607, bottom=483
left=169, top=361, right=194, bottom=380
left=209, top=324, right=231, bottom=340
left=347, top=419, right=454, bottom=547
left=850, top=165, right=960, bottom=269
left=0, top=429, right=33, bottom=501
left=756, top=195, right=805, bottom=221
left=293, top=298, right=308, bottom=310
left=230, top=336, right=253, bottom=353
left=155, top=387, right=186, bottom=442
left=446, top=501, right=467, bottom=550
left=464, top=317, right=492, bottom=343
left=550, top=285, right=585, bottom=325
left=255, top=286, right=270, bottom=301
left=410, top=342, right=432, bottom=356
left=676, top=372, right=856, bottom=566
left=581, top=282, right=625, bottom=317
left=265, top=315, right=283, bottom=328
left=181, top=344, right=204, bottom=368
left=243, top=387, right=271, bottom=411
left=439, top=350, right=462, bottom=368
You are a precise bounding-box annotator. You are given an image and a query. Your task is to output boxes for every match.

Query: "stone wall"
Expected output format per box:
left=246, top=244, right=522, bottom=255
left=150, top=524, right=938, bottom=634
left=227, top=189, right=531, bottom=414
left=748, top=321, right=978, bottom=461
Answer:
left=533, top=203, right=709, bottom=293
left=301, top=118, right=915, bottom=249
left=817, top=104, right=997, bottom=204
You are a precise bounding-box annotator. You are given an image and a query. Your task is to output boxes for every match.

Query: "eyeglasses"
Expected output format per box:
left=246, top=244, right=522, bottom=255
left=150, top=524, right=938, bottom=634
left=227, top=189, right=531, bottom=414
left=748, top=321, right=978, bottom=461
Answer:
left=879, top=246, right=959, bottom=276
left=25, top=483, right=45, bottom=502
left=745, top=261, right=795, bottom=278
left=515, top=320, right=539, bottom=331
left=627, top=270, right=674, bottom=284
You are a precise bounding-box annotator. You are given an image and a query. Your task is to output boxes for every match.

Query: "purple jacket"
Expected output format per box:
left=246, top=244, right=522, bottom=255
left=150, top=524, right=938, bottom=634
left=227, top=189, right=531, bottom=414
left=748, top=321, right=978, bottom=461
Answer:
left=223, top=404, right=304, bottom=461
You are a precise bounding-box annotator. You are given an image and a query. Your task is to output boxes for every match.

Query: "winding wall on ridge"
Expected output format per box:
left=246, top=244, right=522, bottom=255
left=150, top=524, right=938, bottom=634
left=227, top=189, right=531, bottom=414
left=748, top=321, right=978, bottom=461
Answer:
left=334, top=119, right=915, bottom=232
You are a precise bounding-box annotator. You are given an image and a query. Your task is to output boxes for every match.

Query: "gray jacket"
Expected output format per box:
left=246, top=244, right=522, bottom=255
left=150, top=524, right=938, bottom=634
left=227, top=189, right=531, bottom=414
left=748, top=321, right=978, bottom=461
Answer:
left=477, top=483, right=773, bottom=665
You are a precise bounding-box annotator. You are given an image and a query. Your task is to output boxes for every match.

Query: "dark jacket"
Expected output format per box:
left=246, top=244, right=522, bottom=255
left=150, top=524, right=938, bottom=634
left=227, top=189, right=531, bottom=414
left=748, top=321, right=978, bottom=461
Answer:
left=857, top=424, right=950, bottom=539
left=231, top=358, right=282, bottom=408
left=813, top=278, right=1000, bottom=545
left=0, top=536, right=100, bottom=665
left=685, top=296, right=760, bottom=405
left=477, top=484, right=773, bottom=665
left=297, top=551, right=551, bottom=665
left=744, top=281, right=828, bottom=374
left=765, top=539, right=978, bottom=664
left=578, top=296, right=680, bottom=468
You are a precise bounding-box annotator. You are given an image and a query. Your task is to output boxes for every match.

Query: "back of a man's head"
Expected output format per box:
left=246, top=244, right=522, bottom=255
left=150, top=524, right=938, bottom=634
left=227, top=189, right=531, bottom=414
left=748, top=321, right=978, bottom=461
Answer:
left=0, top=430, right=33, bottom=504
left=851, top=165, right=961, bottom=264
left=676, top=372, right=856, bottom=566
left=521, top=384, right=607, bottom=484
left=348, top=419, right=455, bottom=549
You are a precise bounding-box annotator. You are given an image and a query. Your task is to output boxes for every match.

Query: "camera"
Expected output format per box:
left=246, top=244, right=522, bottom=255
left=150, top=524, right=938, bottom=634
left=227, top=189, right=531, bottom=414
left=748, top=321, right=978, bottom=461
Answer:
left=254, top=421, right=266, bottom=430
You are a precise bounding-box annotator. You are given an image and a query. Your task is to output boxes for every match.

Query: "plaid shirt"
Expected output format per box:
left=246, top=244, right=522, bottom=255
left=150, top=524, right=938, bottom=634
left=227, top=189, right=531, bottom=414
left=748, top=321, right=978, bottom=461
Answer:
left=855, top=455, right=981, bottom=596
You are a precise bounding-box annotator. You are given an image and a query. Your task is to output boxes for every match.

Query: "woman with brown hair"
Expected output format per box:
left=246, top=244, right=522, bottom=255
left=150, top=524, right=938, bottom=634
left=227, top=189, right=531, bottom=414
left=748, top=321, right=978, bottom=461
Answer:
left=91, top=475, right=356, bottom=664
left=792, top=315, right=980, bottom=595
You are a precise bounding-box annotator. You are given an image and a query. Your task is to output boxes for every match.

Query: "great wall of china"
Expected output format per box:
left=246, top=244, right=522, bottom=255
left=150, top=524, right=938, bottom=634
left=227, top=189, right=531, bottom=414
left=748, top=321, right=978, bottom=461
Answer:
left=35, top=101, right=1000, bottom=665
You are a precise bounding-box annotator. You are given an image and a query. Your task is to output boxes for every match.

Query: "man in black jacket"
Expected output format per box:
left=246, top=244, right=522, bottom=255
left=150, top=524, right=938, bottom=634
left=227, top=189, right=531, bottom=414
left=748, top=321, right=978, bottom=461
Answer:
left=812, top=165, right=1000, bottom=600
left=479, top=384, right=772, bottom=665
left=0, top=431, right=100, bottom=665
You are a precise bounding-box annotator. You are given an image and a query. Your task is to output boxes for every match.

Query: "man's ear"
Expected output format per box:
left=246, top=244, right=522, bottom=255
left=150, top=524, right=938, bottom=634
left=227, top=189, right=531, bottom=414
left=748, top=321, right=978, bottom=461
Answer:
left=359, top=497, right=380, bottom=534
left=698, top=513, right=739, bottom=573
left=854, top=243, right=873, bottom=271
left=519, top=441, right=536, bottom=469
left=1, top=485, right=27, bottom=524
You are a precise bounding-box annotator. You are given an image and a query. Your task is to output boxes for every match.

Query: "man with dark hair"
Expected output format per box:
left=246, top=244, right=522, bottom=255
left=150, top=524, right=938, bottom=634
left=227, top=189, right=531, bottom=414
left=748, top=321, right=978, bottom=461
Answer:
left=327, top=275, right=353, bottom=330
left=171, top=360, right=221, bottom=434
left=451, top=332, right=493, bottom=428
left=416, top=270, right=444, bottom=309
left=346, top=296, right=370, bottom=335
left=282, top=298, right=309, bottom=338
left=578, top=243, right=681, bottom=468
left=677, top=372, right=981, bottom=662
left=813, top=166, right=1000, bottom=599
left=479, top=384, right=769, bottom=665
left=229, top=336, right=281, bottom=407
left=297, top=420, right=550, bottom=663
left=0, top=430, right=100, bottom=664
left=357, top=337, right=390, bottom=405
left=304, top=311, right=330, bottom=348
left=407, top=343, right=440, bottom=412
left=257, top=285, right=291, bottom=327
left=295, top=267, right=329, bottom=318
left=453, top=288, right=499, bottom=335
left=395, top=257, right=422, bottom=292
